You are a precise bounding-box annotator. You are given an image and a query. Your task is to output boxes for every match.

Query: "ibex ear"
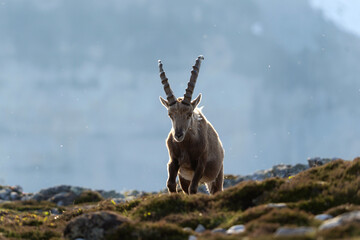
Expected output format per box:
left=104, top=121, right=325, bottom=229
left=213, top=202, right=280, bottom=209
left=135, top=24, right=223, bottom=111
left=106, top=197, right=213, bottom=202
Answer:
left=159, top=96, right=169, bottom=109
left=191, top=93, right=202, bottom=109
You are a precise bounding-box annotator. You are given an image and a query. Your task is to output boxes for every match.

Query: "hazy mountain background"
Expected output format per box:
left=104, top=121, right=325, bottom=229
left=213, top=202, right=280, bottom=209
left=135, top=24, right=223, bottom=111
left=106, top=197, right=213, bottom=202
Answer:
left=0, top=0, right=359, bottom=193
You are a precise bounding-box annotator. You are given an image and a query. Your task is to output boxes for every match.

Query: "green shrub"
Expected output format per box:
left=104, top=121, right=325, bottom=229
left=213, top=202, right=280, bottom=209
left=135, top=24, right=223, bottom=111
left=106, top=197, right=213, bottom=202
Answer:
left=73, top=190, right=104, bottom=204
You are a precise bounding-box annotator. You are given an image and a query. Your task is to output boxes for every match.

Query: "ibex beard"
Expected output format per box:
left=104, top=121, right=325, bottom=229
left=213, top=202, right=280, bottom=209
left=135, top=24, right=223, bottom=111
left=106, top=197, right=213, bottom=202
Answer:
left=159, top=55, right=224, bottom=195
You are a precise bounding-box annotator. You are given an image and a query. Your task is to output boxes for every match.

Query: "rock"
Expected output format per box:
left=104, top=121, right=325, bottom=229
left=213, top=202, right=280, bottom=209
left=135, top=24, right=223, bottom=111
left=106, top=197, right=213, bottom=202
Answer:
left=252, top=169, right=273, bottom=180
left=266, top=203, right=287, bottom=209
left=125, top=190, right=140, bottom=197
left=38, top=185, right=72, bottom=200
left=0, top=188, right=11, bottom=200
left=10, top=191, right=20, bottom=200
left=11, top=185, right=23, bottom=193
left=195, top=224, right=205, bottom=233
left=271, top=164, right=308, bottom=178
left=97, top=190, right=124, bottom=199
left=50, top=208, right=61, bottom=215
left=226, top=225, right=245, bottom=234
left=275, top=227, right=316, bottom=236
left=70, top=186, right=87, bottom=196
left=319, top=210, right=360, bottom=230
left=21, top=193, right=33, bottom=201
left=308, top=157, right=337, bottom=168
left=315, top=214, right=333, bottom=221
left=29, top=193, right=46, bottom=201
left=188, top=235, right=197, bottom=240
left=183, top=227, right=192, bottom=232
left=212, top=228, right=226, bottom=233
left=50, top=191, right=77, bottom=206
left=64, top=211, right=129, bottom=240
left=124, top=196, right=136, bottom=201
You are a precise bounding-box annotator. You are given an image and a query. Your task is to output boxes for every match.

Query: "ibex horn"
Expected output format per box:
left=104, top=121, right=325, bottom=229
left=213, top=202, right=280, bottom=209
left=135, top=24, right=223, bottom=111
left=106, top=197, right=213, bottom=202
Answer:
left=182, top=55, right=204, bottom=105
left=159, top=60, right=177, bottom=106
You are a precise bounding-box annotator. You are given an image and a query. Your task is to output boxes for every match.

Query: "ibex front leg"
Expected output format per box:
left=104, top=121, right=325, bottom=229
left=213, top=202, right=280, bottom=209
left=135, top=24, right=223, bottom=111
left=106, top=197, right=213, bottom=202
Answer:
left=167, top=159, right=179, bottom=193
left=189, top=160, right=206, bottom=194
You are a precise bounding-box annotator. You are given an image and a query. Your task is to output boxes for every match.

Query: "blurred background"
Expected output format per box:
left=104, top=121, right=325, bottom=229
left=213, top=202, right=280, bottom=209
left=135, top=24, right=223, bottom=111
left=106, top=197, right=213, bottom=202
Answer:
left=0, top=0, right=359, bottom=193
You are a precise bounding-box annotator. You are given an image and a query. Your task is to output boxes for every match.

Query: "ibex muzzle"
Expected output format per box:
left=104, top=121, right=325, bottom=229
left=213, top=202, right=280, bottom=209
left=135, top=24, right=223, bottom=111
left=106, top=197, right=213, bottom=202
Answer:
left=159, top=55, right=224, bottom=195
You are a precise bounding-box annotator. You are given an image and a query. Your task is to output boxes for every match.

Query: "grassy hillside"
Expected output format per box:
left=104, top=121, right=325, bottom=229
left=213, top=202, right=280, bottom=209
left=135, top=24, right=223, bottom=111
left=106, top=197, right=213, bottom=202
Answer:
left=1, top=158, right=360, bottom=239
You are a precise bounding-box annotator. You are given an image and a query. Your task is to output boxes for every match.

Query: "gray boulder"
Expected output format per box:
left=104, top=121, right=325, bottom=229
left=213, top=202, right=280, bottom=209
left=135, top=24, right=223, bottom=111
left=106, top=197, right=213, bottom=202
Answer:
left=275, top=227, right=316, bottom=236
left=50, top=191, right=77, bottom=206
left=308, top=157, right=338, bottom=168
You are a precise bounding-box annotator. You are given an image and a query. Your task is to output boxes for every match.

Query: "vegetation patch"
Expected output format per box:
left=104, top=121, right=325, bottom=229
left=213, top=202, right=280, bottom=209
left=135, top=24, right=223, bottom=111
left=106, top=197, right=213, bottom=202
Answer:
left=0, top=200, right=57, bottom=212
left=2, top=158, right=360, bottom=239
left=214, top=178, right=285, bottom=211
left=131, top=194, right=210, bottom=221
left=106, top=221, right=189, bottom=240
left=163, top=211, right=228, bottom=229
left=73, top=190, right=104, bottom=204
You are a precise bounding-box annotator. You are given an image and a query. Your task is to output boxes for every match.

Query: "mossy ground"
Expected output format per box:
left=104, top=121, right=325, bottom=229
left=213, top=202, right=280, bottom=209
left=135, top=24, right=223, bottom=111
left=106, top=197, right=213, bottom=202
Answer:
left=2, top=158, right=360, bottom=239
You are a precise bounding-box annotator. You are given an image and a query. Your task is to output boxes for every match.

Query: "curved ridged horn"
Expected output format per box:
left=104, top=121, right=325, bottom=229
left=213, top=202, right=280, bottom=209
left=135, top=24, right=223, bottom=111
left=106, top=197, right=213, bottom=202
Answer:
left=159, top=60, right=177, bottom=106
left=182, top=55, right=204, bottom=105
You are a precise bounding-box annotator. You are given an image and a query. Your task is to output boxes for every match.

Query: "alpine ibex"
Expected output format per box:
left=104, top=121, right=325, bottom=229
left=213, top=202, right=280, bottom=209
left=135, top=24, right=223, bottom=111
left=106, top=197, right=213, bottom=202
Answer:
left=159, top=55, right=224, bottom=195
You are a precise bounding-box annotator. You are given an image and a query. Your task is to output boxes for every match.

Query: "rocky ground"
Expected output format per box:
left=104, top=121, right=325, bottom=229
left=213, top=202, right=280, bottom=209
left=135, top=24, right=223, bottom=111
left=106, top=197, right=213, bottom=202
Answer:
left=1, top=157, right=360, bottom=239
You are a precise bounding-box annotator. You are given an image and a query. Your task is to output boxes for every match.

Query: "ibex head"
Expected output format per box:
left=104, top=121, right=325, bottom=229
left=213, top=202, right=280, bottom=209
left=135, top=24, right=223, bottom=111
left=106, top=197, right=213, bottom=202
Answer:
left=159, top=56, right=204, bottom=142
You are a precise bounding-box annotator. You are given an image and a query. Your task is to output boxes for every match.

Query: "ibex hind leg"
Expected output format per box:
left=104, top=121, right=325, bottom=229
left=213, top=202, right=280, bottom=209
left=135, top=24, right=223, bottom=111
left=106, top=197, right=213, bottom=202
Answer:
left=207, top=165, right=224, bottom=195
left=179, top=175, right=191, bottom=194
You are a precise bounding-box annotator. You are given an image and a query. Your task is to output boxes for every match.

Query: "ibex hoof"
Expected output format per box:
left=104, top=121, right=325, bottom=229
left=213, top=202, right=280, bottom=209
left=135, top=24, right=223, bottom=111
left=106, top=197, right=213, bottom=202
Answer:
left=167, top=181, right=177, bottom=193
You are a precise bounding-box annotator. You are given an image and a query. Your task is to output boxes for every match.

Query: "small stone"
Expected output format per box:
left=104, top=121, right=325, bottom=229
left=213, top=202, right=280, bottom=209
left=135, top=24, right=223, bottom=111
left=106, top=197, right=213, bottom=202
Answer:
left=266, top=203, right=287, bottom=209
left=275, top=227, right=316, bottom=236
left=212, top=228, right=226, bottom=233
left=195, top=224, right=206, bottom=233
left=183, top=227, right=192, bottom=232
left=319, top=211, right=360, bottom=230
left=50, top=208, right=61, bottom=215
left=188, top=235, right=197, bottom=240
left=226, top=225, right=245, bottom=234
left=315, top=214, right=333, bottom=221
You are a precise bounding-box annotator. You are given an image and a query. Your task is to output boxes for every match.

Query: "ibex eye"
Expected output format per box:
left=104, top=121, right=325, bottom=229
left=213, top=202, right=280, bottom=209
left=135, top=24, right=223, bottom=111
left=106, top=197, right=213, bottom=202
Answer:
left=187, top=113, right=192, bottom=118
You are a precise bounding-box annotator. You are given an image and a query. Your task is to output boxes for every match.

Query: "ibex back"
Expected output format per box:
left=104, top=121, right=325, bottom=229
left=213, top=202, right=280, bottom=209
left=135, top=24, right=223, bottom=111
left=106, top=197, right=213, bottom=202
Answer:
left=159, top=55, right=224, bottom=195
